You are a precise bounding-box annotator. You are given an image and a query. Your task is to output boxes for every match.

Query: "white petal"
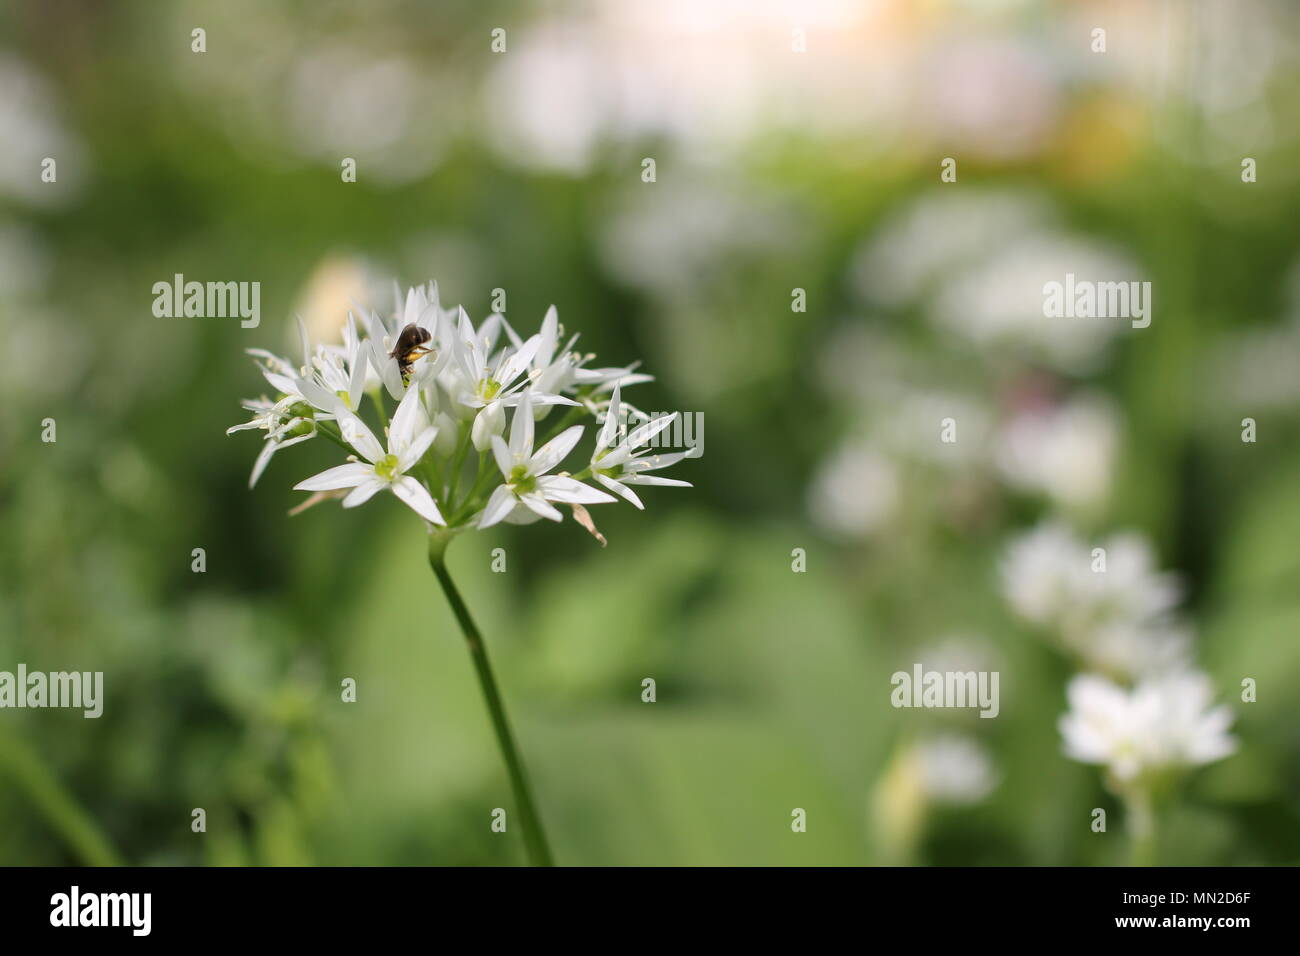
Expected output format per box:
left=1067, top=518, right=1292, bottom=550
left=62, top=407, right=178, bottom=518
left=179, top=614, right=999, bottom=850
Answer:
left=624, top=412, right=678, bottom=450
left=294, top=462, right=373, bottom=492
left=478, top=484, right=518, bottom=529
left=621, top=475, right=692, bottom=488
left=368, top=338, right=406, bottom=401
left=249, top=440, right=278, bottom=488
left=390, top=385, right=427, bottom=451
left=529, top=425, right=584, bottom=476
left=297, top=376, right=339, bottom=413
left=597, top=383, right=621, bottom=453
left=596, top=473, right=643, bottom=509
left=509, top=390, right=535, bottom=458
left=348, top=341, right=369, bottom=404
left=497, top=336, right=541, bottom=387
left=403, top=286, right=423, bottom=327
left=537, top=475, right=617, bottom=505
left=392, top=475, right=445, bottom=525
left=471, top=402, right=505, bottom=451
left=491, top=435, right=514, bottom=477
left=335, top=407, right=385, bottom=462
left=537, top=305, right=559, bottom=365
left=342, top=478, right=387, bottom=508
left=506, top=392, right=578, bottom=407
left=297, top=315, right=311, bottom=368
left=275, top=430, right=315, bottom=451
left=519, top=491, right=564, bottom=522
left=398, top=426, right=439, bottom=473
left=262, top=370, right=300, bottom=397
left=623, top=449, right=696, bottom=473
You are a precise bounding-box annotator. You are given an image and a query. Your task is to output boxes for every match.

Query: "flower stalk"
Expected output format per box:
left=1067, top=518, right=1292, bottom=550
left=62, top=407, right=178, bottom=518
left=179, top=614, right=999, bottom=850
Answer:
left=427, top=532, right=554, bottom=867
left=1124, top=787, right=1157, bottom=867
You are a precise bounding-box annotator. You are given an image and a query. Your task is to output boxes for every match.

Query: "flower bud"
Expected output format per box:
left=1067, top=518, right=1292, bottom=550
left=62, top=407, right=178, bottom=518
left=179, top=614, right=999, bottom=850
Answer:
left=470, top=403, right=505, bottom=451
left=433, top=413, right=459, bottom=456
left=284, top=418, right=315, bottom=439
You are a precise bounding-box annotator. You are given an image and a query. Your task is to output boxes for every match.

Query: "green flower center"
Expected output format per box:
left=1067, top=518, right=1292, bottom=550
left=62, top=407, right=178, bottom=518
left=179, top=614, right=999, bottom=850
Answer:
left=374, top=453, right=401, bottom=480
left=480, top=378, right=503, bottom=400
left=508, top=464, right=536, bottom=494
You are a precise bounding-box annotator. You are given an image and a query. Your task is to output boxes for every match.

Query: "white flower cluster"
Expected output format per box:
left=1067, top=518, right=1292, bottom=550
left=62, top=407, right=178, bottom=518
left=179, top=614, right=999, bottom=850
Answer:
left=1001, top=521, right=1235, bottom=789
left=229, top=281, right=696, bottom=537
left=1059, top=672, right=1236, bottom=786
left=1001, top=521, right=1188, bottom=679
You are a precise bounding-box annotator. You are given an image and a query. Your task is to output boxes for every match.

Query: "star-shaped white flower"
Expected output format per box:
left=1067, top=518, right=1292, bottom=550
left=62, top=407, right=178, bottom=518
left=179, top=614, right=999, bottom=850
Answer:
left=589, top=383, right=695, bottom=509
left=361, top=283, right=446, bottom=399
left=449, top=309, right=577, bottom=449
left=294, top=387, right=444, bottom=525
left=478, top=390, right=614, bottom=529
left=1058, top=671, right=1236, bottom=785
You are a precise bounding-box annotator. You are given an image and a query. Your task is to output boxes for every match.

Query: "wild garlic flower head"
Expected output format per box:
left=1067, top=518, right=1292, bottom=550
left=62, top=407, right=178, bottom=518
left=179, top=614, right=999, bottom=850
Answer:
left=914, top=734, right=999, bottom=805
left=1058, top=671, right=1236, bottom=788
left=1001, top=521, right=1189, bottom=681
left=229, top=281, right=697, bottom=542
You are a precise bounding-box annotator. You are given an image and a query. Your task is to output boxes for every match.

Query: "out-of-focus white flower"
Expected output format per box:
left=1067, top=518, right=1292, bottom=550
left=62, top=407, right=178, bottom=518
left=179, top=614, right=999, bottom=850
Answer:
left=1002, top=522, right=1180, bottom=629
left=853, top=189, right=1144, bottom=373
left=1001, top=521, right=1189, bottom=680
left=915, top=735, right=999, bottom=805
left=853, top=190, right=1053, bottom=308
left=1087, top=621, right=1194, bottom=683
left=1059, top=672, right=1236, bottom=785
left=930, top=233, right=1140, bottom=373
left=1212, top=313, right=1300, bottom=410
left=882, top=391, right=994, bottom=467
left=807, top=441, right=899, bottom=537
left=599, top=179, right=793, bottom=292
left=0, top=56, right=86, bottom=206
left=916, top=635, right=1000, bottom=681
left=995, top=395, right=1119, bottom=510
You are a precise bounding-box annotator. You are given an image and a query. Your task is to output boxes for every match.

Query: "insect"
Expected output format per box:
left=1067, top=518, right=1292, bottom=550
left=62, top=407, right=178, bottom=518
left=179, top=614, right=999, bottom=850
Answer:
left=389, top=323, right=434, bottom=384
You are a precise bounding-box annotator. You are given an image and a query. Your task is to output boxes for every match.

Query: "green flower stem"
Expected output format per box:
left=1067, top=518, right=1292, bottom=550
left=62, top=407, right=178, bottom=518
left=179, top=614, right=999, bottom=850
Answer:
left=454, top=450, right=488, bottom=513
left=314, top=420, right=353, bottom=453
left=448, top=455, right=499, bottom=526
left=420, top=455, right=444, bottom=510
left=446, top=423, right=472, bottom=503
left=427, top=535, right=554, bottom=866
left=1125, top=788, right=1157, bottom=867
left=0, top=727, right=124, bottom=866
left=368, top=389, right=389, bottom=426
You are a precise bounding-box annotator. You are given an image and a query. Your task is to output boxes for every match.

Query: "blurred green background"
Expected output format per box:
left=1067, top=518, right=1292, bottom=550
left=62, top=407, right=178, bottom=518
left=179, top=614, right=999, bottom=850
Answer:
left=2, top=0, right=1299, bottom=865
